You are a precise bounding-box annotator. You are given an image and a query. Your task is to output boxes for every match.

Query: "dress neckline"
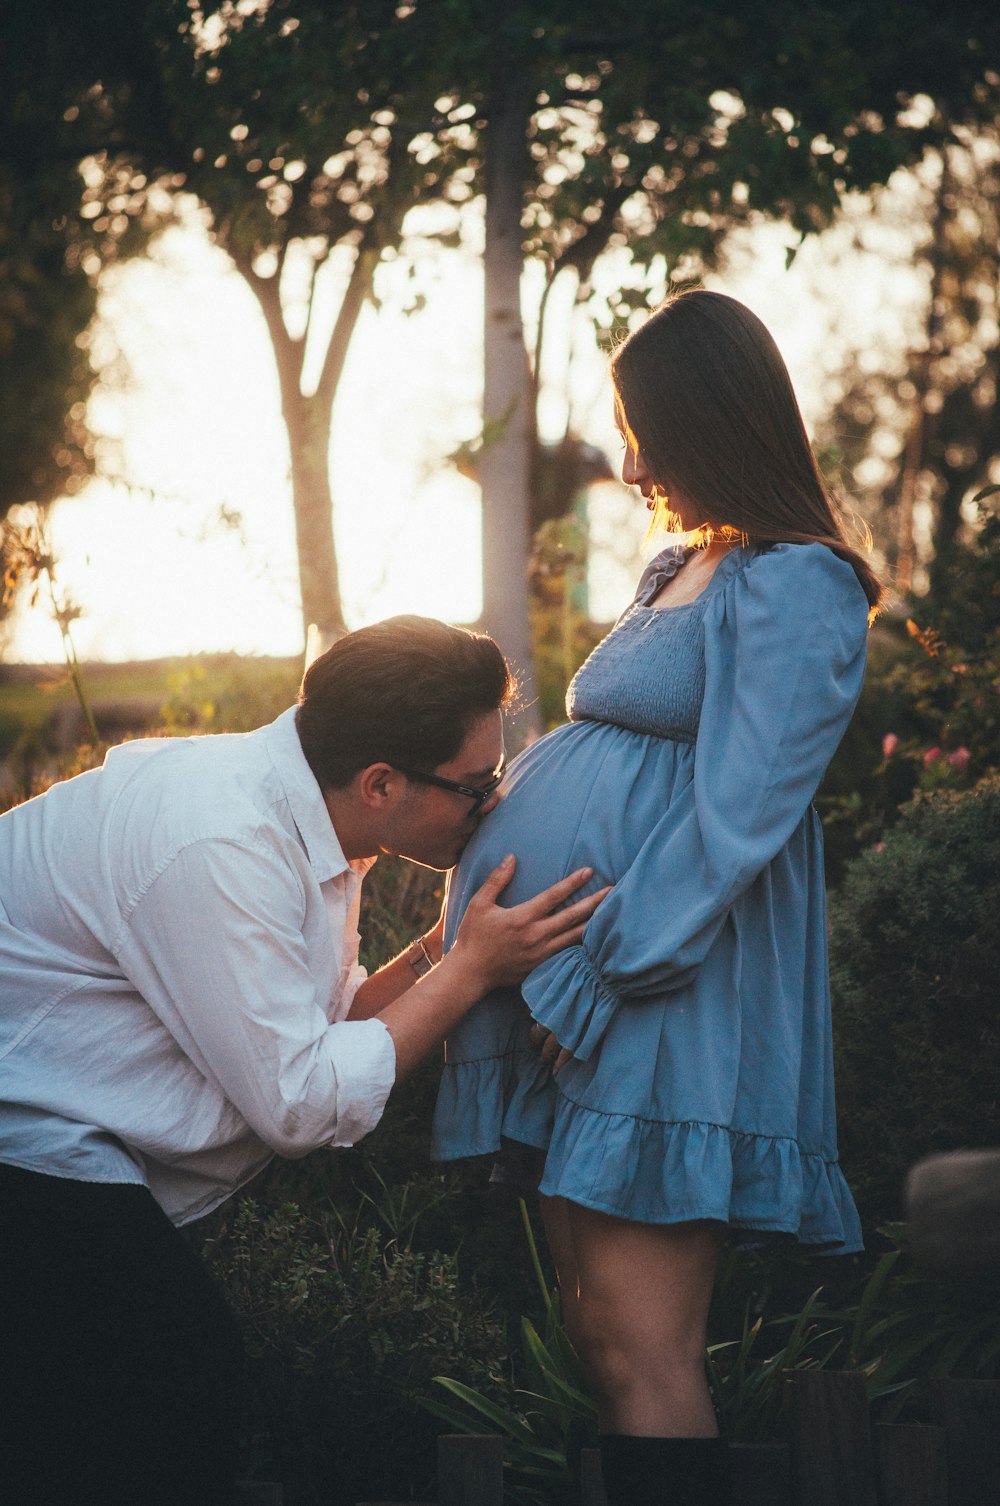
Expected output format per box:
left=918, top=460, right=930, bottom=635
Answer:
left=634, top=542, right=743, bottom=612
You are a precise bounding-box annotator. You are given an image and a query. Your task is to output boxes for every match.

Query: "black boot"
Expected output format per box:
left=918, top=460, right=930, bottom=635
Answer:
left=599, top=1434, right=732, bottom=1506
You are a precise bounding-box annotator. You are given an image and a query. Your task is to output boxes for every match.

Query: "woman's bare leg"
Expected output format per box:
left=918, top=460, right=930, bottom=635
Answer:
left=537, top=1194, right=585, bottom=1356
left=539, top=1194, right=724, bottom=1436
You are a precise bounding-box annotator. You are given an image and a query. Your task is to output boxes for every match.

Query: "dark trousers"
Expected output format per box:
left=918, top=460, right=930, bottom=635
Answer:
left=0, top=1163, right=244, bottom=1506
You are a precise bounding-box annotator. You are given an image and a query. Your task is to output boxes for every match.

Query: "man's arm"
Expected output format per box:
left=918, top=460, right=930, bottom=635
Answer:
left=348, top=912, right=444, bottom=1022
left=115, top=837, right=397, bottom=1155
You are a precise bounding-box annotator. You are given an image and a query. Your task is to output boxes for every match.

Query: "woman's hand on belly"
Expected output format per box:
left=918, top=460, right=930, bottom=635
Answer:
left=450, top=855, right=610, bottom=995
left=529, top=1020, right=573, bottom=1074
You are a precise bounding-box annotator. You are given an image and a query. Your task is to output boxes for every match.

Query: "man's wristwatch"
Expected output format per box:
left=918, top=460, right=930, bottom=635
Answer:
left=408, top=935, right=436, bottom=978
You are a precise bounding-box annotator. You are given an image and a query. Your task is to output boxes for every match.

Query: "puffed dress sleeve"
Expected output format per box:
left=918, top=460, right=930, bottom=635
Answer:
left=520, top=543, right=869, bottom=1061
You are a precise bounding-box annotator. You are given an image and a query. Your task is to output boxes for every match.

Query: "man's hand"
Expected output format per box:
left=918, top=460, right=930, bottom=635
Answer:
left=448, top=855, right=609, bottom=996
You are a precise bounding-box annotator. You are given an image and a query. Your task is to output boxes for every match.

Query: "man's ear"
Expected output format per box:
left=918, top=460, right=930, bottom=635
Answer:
left=354, top=762, right=405, bottom=810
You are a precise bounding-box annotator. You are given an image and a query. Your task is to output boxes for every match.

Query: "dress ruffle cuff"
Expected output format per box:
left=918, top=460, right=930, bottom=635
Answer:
left=538, top=1102, right=864, bottom=1252
left=520, top=948, right=620, bottom=1062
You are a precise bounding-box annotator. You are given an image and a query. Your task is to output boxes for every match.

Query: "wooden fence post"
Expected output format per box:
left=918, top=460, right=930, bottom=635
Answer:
left=730, top=1442, right=792, bottom=1506
left=784, top=1370, right=877, bottom=1506
left=875, top=1424, right=947, bottom=1506
left=929, top=1378, right=1000, bottom=1505
left=580, top=1446, right=608, bottom=1506
left=437, top=1434, right=504, bottom=1506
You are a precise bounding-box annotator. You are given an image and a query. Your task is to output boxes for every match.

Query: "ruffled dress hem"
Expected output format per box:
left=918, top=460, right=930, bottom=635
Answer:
left=432, top=1047, right=556, bottom=1160
left=431, top=1051, right=863, bottom=1254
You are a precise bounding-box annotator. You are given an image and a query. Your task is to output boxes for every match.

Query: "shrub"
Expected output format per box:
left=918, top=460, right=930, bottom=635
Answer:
left=819, top=500, right=1000, bottom=877
left=203, top=1196, right=509, bottom=1506
left=830, top=775, right=1000, bottom=1231
left=0, top=737, right=108, bottom=813
left=160, top=654, right=300, bottom=733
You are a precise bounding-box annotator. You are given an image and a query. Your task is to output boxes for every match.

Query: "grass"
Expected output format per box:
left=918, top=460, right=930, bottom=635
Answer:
left=0, top=652, right=303, bottom=755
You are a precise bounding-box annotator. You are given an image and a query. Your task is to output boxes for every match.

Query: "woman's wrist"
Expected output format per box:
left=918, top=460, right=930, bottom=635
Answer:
left=436, top=936, right=491, bottom=1000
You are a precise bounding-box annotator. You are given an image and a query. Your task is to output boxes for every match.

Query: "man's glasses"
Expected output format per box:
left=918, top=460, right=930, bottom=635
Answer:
left=393, top=759, right=506, bottom=815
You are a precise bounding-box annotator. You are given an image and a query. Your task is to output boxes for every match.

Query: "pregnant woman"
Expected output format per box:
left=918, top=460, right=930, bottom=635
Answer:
left=430, top=289, right=881, bottom=1506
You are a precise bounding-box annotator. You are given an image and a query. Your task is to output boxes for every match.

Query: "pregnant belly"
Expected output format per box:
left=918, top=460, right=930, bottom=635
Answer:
left=443, top=718, right=695, bottom=947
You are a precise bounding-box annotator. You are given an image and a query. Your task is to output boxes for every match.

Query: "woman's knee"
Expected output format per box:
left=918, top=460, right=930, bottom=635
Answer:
left=574, top=1290, right=706, bottom=1396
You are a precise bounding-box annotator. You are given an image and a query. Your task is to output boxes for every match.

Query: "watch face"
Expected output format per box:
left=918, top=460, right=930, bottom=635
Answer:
left=409, top=942, right=434, bottom=978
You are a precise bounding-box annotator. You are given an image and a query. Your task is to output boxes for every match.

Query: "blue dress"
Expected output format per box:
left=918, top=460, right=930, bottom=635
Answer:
left=431, top=541, right=867, bottom=1250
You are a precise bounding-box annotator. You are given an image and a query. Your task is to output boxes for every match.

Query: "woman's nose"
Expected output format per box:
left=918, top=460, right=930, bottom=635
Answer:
left=621, top=449, right=646, bottom=488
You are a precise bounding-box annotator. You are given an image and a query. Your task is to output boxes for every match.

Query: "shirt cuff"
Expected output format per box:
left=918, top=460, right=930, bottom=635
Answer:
left=334, top=961, right=370, bottom=1020
left=326, top=1017, right=396, bottom=1147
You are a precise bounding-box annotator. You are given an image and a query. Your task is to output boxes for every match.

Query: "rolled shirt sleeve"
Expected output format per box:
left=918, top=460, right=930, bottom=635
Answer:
left=521, top=544, right=870, bottom=1060
left=113, top=836, right=396, bottom=1155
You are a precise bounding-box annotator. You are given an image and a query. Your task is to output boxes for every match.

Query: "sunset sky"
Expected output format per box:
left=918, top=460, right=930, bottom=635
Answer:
left=4, top=178, right=926, bottom=665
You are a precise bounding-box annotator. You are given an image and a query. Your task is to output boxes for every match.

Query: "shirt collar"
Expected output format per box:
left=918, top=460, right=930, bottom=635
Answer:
left=262, top=707, right=376, bottom=885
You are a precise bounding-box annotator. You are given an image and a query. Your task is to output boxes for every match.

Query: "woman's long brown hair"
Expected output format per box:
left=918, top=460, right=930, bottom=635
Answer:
left=610, top=289, right=883, bottom=616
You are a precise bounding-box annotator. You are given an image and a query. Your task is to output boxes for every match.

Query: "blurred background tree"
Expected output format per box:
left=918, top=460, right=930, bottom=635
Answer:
left=0, top=3, right=164, bottom=623
left=5, top=0, right=999, bottom=726
left=812, top=121, right=1000, bottom=596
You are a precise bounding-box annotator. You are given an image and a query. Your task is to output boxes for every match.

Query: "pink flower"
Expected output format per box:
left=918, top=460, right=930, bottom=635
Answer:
left=874, top=841, right=887, bottom=854
left=923, top=746, right=942, bottom=767
left=947, top=747, right=971, bottom=772
left=882, top=733, right=899, bottom=757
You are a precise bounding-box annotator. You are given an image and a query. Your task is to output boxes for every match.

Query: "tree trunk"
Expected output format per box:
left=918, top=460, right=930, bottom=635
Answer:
left=897, top=156, right=951, bottom=596
left=481, top=64, right=541, bottom=743
left=235, top=249, right=375, bottom=654
left=286, top=392, right=345, bottom=650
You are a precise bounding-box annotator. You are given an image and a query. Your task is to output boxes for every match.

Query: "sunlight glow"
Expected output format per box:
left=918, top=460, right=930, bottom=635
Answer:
left=4, top=182, right=922, bottom=664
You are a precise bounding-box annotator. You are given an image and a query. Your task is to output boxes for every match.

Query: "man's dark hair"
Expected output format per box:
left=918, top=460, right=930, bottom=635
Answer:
left=295, top=615, right=514, bottom=790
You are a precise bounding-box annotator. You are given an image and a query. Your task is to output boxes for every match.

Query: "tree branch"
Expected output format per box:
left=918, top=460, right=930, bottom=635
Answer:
left=311, top=234, right=375, bottom=410
left=233, top=249, right=306, bottom=400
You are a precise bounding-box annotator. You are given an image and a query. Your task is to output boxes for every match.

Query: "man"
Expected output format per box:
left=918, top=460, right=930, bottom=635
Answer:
left=0, top=615, right=603, bottom=1506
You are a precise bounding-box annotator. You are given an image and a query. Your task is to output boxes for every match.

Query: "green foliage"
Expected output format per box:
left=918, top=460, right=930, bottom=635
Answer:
left=830, top=774, right=1000, bottom=1230
left=882, top=501, right=1000, bottom=777
left=819, top=500, right=1000, bottom=874
left=203, top=1193, right=509, bottom=1506
left=706, top=1289, right=841, bottom=1445
left=0, top=182, right=96, bottom=514
left=159, top=655, right=300, bottom=735
left=0, top=737, right=107, bottom=813
left=423, top=1208, right=1000, bottom=1499
left=812, top=133, right=1000, bottom=576
left=529, top=515, right=603, bottom=731
left=425, top=1201, right=596, bottom=1506
left=0, top=653, right=303, bottom=805
left=708, top=1226, right=1000, bottom=1434
left=845, top=1227, right=1000, bottom=1418
left=0, top=2, right=172, bottom=629
left=358, top=853, right=444, bottom=975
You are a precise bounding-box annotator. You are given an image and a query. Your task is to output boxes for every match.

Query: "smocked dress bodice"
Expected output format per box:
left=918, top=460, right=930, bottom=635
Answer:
left=431, top=541, right=868, bottom=1250
left=567, top=546, right=707, bottom=741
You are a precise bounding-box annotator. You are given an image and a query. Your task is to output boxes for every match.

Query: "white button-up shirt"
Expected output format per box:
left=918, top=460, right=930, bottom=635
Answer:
left=0, top=707, right=396, bottom=1224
